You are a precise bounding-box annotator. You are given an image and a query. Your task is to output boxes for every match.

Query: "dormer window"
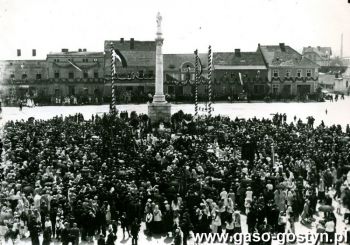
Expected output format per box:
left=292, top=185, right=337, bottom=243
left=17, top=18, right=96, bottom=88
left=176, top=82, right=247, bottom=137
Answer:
left=273, top=70, right=279, bottom=78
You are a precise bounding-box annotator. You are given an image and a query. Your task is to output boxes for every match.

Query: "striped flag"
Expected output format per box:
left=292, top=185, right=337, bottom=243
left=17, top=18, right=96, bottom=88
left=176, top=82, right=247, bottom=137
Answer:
left=111, top=49, right=127, bottom=68
left=67, top=60, right=82, bottom=71
left=238, top=72, right=243, bottom=85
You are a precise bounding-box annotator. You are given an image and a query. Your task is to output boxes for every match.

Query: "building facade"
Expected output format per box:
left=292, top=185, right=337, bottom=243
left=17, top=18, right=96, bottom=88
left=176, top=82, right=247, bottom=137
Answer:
left=46, top=49, right=105, bottom=104
left=104, top=38, right=156, bottom=103
left=0, top=60, right=48, bottom=105
left=0, top=40, right=324, bottom=105
left=163, top=53, right=208, bottom=102
left=258, top=43, right=320, bottom=99
left=213, top=49, right=268, bottom=100
left=302, top=46, right=332, bottom=67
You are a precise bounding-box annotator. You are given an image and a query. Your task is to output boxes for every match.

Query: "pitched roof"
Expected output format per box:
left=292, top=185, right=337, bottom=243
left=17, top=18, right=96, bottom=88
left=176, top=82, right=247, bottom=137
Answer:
left=259, top=45, right=319, bottom=68
left=163, top=53, right=208, bottom=71
left=105, top=40, right=156, bottom=52
left=213, top=52, right=266, bottom=66
left=302, top=46, right=332, bottom=57
left=47, top=51, right=104, bottom=57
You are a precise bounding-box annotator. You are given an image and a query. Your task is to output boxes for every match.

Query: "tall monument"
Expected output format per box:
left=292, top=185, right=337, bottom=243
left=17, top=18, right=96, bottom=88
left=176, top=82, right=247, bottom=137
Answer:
left=148, top=12, right=171, bottom=123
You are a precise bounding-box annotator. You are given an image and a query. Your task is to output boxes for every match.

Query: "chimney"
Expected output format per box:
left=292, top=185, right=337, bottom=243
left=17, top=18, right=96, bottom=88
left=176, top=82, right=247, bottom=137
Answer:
left=120, top=38, right=124, bottom=43
left=62, top=48, right=69, bottom=52
left=32, top=49, right=36, bottom=57
left=78, top=48, right=82, bottom=52
left=234, top=49, right=241, bottom=57
left=279, top=43, right=285, bottom=52
left=83, top=48, right=87, bottom=52
left=130, top=38, right=135, bottom=49
left=341, top=33, right=343, bottom=58
left=17, top=49, right=21, bottom=57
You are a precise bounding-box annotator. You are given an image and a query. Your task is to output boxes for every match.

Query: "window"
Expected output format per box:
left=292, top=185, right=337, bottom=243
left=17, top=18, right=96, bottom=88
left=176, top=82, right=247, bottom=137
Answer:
left=230, top=73, right=235, bottom=78
left=69, top=72, right=74, bottom=79
left=273, top=70, right=279, bottom=78
left=126, top=86, right=133, bottom=91
left=286, top=70, right=291, bottom=78
left=32, top=49, right=36, bottom=57
left=94, top=72, right=99, bottom=78
left=83, top=72, right=88, bottom=78
left=306, top=69, right=311, bottom=77
left=138, top=70, right=144, bottom=78
left=54, top=59, right=60, bottom=62
left=54, top=71, right=60, bottom=79
left=17, top=49, right=21, bottom=57
left=10, top=73, right=15, bottom=79
left=83, top=58, right=88, bottom=63
left=297, top=69, right=302, bottom=78
left=93, top=58, right=98, bottom=62
left=36, top=74, right=42, bottom=79
left=22, top=74, right=27, bottom=79
left=10, top=62, right=13, bottom=66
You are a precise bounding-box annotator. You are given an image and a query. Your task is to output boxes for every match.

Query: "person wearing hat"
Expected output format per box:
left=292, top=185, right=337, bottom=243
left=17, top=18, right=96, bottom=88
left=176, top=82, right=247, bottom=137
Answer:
left=97, top=234, right=106, bottom=245
left=163, top=200, right=173, bottom=237
left=106, top=227, right=116, bottom=245
left=145, top=211, right=153, bottom=236
left=131, top=218, right=140, bottom=245
left=69, top=223, right=80, bottom=245
left=173, top=227, right=183, bottom=245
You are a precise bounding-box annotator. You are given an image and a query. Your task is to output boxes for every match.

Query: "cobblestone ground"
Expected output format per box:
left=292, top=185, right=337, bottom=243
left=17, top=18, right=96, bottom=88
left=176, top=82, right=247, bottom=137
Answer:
left=1, top=96, right=350, bottom=129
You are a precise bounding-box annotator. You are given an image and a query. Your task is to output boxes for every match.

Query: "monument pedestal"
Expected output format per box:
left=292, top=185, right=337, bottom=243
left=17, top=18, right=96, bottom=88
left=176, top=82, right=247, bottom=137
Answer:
left=148, top=102, right=171, bottom=124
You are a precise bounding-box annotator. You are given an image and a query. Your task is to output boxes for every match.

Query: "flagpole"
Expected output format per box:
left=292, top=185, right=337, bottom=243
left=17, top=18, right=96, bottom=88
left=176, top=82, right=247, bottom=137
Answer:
left=194, top=50, right=199, bottom=118
left=208, top=45, right=212, bottom=118
left=110, top=43, right=117, bottom=113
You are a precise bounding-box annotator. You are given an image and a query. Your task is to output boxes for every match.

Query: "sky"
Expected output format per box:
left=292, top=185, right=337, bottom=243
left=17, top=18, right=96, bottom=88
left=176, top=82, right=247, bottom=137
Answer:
left=0, top=0, right=349, bottom=60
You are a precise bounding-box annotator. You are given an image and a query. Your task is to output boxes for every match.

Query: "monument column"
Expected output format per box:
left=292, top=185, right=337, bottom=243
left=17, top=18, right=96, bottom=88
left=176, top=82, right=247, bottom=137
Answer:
left=148, top=12, right=171, bottom=123
left=153, top=17, right=165, bottom=102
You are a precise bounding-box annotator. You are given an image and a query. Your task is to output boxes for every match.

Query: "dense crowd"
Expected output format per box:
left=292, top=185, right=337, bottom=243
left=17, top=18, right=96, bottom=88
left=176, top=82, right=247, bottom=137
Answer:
left=1, top=110, right=350, bottom=244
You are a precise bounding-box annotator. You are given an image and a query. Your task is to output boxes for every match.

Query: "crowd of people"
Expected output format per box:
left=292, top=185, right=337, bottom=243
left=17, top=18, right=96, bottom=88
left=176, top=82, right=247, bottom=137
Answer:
left=0, top=109, right=350, bottom=244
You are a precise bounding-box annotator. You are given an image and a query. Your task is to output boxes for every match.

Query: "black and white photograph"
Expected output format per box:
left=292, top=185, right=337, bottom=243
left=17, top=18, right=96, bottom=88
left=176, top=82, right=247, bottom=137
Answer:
left=0, top=0, right=350, bottom=244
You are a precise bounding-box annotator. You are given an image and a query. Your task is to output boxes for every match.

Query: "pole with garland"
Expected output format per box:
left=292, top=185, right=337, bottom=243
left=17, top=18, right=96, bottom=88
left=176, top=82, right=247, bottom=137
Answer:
left=208, top=45, right=212, bottom=117
left=110, top=43, right=117, bottom=113
left=194, top=49, right=199, bottom=118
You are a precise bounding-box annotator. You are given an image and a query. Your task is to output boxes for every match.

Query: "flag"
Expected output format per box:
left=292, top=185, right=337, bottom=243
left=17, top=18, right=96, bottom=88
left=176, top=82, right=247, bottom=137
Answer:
left=67, top=60, right=82, bottom=71
left=238, top=72, right=243, bottom=85
left=198, top=56, right=203, bottom=76
left=112, top=48, right=127, bottom=68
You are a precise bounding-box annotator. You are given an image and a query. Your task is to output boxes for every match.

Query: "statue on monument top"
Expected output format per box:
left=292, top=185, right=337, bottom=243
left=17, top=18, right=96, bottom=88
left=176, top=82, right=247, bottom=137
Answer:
left=156, top=12, right=162, bottom=34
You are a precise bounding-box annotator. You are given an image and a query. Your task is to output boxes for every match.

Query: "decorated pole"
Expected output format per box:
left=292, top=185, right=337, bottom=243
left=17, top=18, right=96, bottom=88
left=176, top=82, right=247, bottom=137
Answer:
left=110, top=43, right=117, bottom=113
left=194, top=49, right=199, bottom=118
left=208, top=45, right=212, bottom=117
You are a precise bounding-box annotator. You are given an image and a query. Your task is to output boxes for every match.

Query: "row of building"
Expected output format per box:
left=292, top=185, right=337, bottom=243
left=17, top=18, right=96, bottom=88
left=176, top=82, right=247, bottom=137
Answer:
left=0, top=38, right=348, bottom=105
